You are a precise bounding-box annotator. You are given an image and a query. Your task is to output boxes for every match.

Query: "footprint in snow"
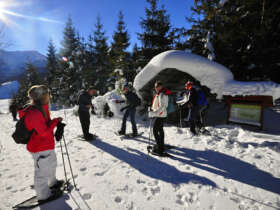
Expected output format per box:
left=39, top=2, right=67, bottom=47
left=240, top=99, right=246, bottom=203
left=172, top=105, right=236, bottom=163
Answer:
left=94, top=171, right=105, bottom=176
left=176, top=194, right=184, bottom=206
left=8, top=174, right=16, bottom=179
left=114, top=196, right=122, bottom=203
left=6, top=186, right=13, bottom=190
left=136, top=179, right=146, bottom=184
left=80, top=167, right=87, bottom=172
left=150, top=186, right=160, bottom=195
left=82, top=193, right=92, bottom=200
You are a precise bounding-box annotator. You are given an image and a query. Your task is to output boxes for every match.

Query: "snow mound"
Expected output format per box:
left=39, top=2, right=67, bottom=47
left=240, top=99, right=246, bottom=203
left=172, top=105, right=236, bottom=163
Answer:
left=0, top=81, right=19, bottom=99
left=134, top=50, right=280, bottom=100
left=92, top=90, right=124, bottom=117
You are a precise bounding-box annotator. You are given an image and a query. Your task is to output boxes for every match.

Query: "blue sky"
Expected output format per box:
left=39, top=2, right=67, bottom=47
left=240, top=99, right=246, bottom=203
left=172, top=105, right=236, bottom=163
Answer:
left=1, top=0, right=194, bottom=55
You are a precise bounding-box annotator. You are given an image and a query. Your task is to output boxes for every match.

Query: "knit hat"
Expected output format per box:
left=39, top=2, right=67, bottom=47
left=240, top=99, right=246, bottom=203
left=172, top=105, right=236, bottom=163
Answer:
left=185, top=81, right=193, bottom=90
left=28, top=85, right=49, bottom=101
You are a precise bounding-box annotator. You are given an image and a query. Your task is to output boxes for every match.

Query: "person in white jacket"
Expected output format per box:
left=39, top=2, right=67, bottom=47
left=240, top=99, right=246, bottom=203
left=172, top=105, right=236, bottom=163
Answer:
left=149, top=81, right=170, bottom=155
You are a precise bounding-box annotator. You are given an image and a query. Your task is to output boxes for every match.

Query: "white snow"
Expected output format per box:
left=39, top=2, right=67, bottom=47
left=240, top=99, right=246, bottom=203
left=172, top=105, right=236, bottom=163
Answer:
left=133, top=50, right=280, bottom=101
left=0, top=99, right=280, bottom=210
left=0, top=81, right=19, bottom=99
left=204, top=31, right=215, bottom=61
left=92, top=90, right=125, bottom=118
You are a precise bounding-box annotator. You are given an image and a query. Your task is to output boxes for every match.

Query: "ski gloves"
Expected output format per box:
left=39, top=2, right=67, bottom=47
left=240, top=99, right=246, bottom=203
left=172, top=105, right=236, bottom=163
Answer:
left=55, top=122, right=66, bottom=142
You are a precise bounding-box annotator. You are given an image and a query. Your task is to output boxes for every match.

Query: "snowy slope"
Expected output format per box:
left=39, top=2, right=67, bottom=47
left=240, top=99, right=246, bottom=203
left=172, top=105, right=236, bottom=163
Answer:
left=0, top=99, right=280, bottom=210
left=0, top=81, right=19, bottom=99
left=134, top=50, right=280, bottom=101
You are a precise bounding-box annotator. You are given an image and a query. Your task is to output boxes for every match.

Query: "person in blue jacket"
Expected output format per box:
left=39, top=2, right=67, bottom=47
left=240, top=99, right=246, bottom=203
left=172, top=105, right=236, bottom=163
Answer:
left=116, top=84, right=141, bottom=137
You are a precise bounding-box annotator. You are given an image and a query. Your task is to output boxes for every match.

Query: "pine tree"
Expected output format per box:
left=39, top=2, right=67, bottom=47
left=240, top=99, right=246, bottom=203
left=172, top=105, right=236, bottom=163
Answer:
left=185, top=0, right=220, bottom=59
left=110, top=11, right=132, bottom=81
left=91, top=16, right=112, bottom=94
left=13, top=63, right=42, bottom=107
left=60, top=17, right=78, bottom=58
left=57, top=17, right=80, bottom=106
left=132, top=43, right=144, bottom=74
left=138, top=0, right=174, bottom=65
left=186, top=0, right=280, bottom=82
left=45, top=40, right=59, bottom=101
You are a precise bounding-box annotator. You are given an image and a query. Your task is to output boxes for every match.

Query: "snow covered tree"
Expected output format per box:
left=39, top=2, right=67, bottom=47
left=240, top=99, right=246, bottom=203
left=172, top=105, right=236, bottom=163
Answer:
left=13, top=63, right=43, bottom=107
left=57, top=17, right=81, bottom=106
left=186, top=0, right=280, bottom=82
left=110, top=11, right=132, bottom=82
left=60, top=17, right=78, bottom=58
left=185, top=0, right=220, bottom=59
left=138, top=0, right=174, bottom=65
left=131, top=43, right=145, bottom=76
left=45, top=40, right=59, bottom=90
left=91, top=16, right=112, bottom=94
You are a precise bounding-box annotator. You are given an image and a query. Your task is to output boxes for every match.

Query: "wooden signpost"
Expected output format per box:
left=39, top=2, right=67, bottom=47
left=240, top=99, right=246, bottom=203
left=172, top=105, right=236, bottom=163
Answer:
left=225, top=96, right=273, bottom=130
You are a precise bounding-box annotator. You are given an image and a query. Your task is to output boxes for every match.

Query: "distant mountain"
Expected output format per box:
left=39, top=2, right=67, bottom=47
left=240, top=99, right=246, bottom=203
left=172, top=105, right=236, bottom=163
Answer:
left=0, top=50, right=47, bottom=83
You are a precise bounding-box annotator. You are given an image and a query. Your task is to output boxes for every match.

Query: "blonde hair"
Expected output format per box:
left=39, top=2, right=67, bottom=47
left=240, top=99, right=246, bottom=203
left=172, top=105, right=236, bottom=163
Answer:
left=27, top=85, right=49, bottom=105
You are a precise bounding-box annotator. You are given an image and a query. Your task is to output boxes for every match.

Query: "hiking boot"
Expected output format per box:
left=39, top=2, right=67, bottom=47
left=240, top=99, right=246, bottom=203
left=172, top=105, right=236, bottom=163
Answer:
left=152, top=146, right=164, bottom=155
left=38, top=188, right=63, bottom=204
left=85, top=133, right=95, bottom=141
left=118, top=130, right=125, bottom=136
left=131, top=132, right=138, bottom=137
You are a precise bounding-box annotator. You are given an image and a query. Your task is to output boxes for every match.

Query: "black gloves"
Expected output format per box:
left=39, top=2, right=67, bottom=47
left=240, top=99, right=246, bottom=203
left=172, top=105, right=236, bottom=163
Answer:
left=55, top=122, right=66, bottom=141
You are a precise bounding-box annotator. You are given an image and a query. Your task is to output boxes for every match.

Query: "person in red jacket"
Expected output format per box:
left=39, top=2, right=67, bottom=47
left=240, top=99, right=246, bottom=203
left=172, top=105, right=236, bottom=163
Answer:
left=21, top=85, right=63, bottom=202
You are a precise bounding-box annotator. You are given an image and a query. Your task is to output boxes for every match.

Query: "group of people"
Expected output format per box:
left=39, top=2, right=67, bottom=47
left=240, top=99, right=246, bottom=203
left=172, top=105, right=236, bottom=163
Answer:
left=14, top=79, right=207, bottom=203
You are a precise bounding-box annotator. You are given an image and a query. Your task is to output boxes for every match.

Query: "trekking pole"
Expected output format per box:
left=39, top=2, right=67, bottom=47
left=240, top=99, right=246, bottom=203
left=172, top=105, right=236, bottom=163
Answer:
left=62, top=134, right=78, bottom=190
left=179, top=106, right=182, bottom=128
left=147, top=118, right=154, bottom=155
left=59, top=140, right=69, bottom=190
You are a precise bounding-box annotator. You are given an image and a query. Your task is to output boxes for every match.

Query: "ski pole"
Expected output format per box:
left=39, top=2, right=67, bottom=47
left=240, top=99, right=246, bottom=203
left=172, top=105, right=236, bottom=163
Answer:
left=179, top=106, right=182, bottom=128
left=59, top=140, right=69, bottom=189
left=148, top=118, right=154, bottom=155
left=62, top=134, right=78, bottom=190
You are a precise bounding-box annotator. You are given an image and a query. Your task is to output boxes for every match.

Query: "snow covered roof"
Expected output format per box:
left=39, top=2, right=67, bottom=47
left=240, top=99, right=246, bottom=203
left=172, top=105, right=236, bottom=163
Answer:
left=134, top=50, right=280, bottom=100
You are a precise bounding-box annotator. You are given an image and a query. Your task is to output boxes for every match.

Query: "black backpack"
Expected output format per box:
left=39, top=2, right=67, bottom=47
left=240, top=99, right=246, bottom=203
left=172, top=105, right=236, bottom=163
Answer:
left=12, top=116, right=35, bottom=144
left=12, top=106, right=40, bottom=144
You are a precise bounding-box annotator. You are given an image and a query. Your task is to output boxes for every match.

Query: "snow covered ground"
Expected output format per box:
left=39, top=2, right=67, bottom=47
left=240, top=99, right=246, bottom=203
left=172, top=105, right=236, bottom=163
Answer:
left=0, top=99, right=280, bottom=210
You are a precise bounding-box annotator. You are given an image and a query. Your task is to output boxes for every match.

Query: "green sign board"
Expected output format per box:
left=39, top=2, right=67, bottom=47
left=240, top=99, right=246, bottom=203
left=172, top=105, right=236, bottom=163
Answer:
left=229, top=103, right=262, bottom=126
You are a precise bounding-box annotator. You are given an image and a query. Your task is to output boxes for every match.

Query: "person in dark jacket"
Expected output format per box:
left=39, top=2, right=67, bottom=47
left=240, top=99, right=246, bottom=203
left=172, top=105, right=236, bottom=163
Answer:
left=177, top=81, right=200, bottom=135
left=78, top=87, right=95, bottom=140
left=9, top=100, right=18, bottom=121
left=116, top=84, right=141, bottom=137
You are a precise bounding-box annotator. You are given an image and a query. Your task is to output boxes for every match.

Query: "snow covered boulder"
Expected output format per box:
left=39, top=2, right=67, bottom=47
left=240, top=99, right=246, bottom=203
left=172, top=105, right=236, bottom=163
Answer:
left=92, top=90, right=125, bottom=118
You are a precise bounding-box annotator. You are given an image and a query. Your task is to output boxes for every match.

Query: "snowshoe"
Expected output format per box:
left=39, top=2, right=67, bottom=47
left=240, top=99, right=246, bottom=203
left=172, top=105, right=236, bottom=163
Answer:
left=120, top=132, right=144, bottom=139
left=13, top=188, right=63, bottom=209
left=115, top=130, right=125, bottom=136
left=147, top=146, right=173, bottom=157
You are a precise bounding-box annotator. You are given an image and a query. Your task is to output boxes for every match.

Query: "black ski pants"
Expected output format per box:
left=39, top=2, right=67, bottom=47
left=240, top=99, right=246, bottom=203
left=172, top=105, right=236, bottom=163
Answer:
left=78, top=109, right=90, bottom=138
left=153, top=118, right=166, bottom=153
left=190, top=106, right=200, bottom=134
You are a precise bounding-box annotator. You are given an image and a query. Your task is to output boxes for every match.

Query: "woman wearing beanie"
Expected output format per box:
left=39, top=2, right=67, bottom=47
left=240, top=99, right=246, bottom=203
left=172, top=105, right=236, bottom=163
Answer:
left=20, top=85, right=64, bottom=202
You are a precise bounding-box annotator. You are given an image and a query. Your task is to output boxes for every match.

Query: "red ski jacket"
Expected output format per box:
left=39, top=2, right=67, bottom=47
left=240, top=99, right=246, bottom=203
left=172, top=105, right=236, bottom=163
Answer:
left=19, top=104, right=59, bottom=153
